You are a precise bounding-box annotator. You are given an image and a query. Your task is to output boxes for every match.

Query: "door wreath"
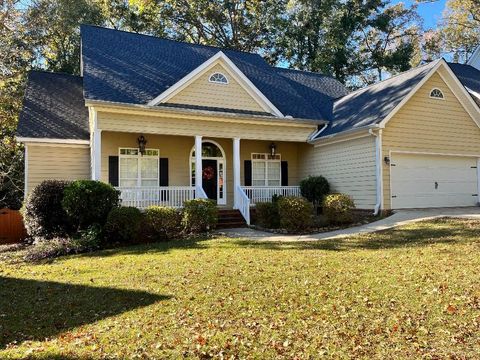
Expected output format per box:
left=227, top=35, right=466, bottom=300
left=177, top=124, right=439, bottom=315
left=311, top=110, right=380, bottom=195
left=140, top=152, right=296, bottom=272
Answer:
left=202, top=166, right=215, bottom=180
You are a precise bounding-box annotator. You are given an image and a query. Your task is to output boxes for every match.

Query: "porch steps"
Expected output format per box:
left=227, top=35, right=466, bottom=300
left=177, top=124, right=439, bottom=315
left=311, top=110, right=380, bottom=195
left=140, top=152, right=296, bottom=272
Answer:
left=217, top=210, right=247, bottom=229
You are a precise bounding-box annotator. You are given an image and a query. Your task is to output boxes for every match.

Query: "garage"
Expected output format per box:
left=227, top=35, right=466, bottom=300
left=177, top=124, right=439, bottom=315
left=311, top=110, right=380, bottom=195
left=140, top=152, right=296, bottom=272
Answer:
left=390, top=153, right=479, bottom=209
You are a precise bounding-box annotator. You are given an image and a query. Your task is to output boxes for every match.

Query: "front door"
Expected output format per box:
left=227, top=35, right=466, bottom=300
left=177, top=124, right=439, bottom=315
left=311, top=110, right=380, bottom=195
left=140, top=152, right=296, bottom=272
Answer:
left=202, top=159, right=218, bottom=201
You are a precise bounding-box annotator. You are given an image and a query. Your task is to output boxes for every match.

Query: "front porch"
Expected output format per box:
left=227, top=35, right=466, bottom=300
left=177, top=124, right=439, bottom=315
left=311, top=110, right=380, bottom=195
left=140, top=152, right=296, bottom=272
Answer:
left=93, top=131, right=305, bottom=224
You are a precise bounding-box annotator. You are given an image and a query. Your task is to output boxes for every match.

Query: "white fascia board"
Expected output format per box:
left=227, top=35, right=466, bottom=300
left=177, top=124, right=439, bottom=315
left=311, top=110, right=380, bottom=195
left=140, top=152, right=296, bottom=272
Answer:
left=378, top=59, right=443, bottom=128
left=17, top=137, right=90, bottom=145
left=147, top=51, right=285, bottom=117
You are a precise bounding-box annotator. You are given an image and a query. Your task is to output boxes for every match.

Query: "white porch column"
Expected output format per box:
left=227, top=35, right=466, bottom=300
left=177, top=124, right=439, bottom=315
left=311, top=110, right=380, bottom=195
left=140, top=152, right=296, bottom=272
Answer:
left=195, top=135, right=203, bottom=197
left=92, top=129, right=102, bottom=181
left=233, top=137, right=241, bottom=209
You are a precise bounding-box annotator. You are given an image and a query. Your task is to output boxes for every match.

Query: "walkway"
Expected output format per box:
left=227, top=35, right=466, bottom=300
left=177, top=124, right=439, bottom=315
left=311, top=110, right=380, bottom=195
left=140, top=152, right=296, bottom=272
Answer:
left=221, top=207, right=480, bottom=242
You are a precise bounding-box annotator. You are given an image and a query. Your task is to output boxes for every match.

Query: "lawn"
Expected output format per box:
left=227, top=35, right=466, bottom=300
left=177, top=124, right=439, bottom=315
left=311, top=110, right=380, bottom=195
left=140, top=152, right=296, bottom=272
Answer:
left=1, top=218, right=480, bottom=359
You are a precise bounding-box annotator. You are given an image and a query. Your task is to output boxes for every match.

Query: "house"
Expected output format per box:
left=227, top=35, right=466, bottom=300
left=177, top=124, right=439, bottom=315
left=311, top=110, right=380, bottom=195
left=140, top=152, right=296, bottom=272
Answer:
left=17, top=26, right=480, bottom=224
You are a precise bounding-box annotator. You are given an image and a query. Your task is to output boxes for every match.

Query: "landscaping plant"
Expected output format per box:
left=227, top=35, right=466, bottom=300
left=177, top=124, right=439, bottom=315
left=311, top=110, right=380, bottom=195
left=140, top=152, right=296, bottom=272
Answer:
left=323, top=193, right=356, bottom=224
left=300, top=176, right=330, bottom=210
left=255, top=202, right=280, bottom=229
left=62, top=180, right=120, bottom=230
left=22, top=180, right=72, bottom=239
left=182, top=199, right=218, bottom=233
left=104, top=207, right=144, bottom=244
left=277, top=196, right=313, bottom=233
left=144, top=206, right=183, bottom=241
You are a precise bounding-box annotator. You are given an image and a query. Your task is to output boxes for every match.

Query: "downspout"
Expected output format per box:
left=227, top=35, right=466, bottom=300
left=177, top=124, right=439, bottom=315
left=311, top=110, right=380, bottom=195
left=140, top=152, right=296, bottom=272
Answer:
left=369, top=129, right=383, bottom=216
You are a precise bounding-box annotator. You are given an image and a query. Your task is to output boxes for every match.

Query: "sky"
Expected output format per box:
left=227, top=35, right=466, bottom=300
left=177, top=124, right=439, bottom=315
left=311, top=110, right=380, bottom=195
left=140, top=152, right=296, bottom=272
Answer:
left=393, top=0, right=448, bottom=28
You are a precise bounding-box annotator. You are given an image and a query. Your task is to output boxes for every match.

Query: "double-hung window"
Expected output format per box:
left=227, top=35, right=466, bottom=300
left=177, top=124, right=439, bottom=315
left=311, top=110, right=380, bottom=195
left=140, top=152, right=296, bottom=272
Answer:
left=119, top=148, right=159, bottom=187
left=251, top=153, right=281, bottom=186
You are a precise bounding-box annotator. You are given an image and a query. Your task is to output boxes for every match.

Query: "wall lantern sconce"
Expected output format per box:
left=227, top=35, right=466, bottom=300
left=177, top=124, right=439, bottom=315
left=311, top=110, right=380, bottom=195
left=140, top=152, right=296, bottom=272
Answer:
left=384, top=156, right=390, bottom=165
left=137, top=135, right=147, bottom=155
left=269, top=142, right=277, bottom=157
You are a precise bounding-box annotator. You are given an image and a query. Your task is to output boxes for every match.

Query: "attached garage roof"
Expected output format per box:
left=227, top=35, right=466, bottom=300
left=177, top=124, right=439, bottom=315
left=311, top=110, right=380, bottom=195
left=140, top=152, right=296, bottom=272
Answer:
left=317, top=60, right=440, bottom=137
left=17, top=71, right=89, bottom=140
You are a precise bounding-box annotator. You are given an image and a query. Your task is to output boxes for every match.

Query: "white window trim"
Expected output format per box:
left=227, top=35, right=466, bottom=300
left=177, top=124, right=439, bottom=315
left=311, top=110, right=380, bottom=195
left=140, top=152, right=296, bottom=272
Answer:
left=251, top=153, right=282, bottom=187
left=429, top=88, right=445, bottom=100
left=208, top=72, right=229, bottom=85
left=118, top=147, right=160, bottom=187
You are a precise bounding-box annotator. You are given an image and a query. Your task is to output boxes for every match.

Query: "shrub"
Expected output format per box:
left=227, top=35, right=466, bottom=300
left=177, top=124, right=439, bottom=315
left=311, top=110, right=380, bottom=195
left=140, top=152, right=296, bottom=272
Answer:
left=73, top=224, right=103, bottom=251
left=300, top=176, right=330, bottom=206
left=104, top=207, right=143, bottom=244
left=255, top=202, right=280, bottom=229
left=182, top=199, right=218, bottom=233
left=62, top=180, right=120, bottom=229
left=277, top=196, right=313, bottom=233
left=22, top=180, right=71, bottom=239
left=323, top=193, right=356, bottom=224
left=144, top=206, right=183, bottom=241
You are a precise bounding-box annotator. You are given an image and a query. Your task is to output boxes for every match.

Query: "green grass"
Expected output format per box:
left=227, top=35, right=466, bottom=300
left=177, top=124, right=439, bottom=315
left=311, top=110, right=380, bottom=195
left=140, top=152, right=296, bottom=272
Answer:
left=1, top=218, right=480, bottom=359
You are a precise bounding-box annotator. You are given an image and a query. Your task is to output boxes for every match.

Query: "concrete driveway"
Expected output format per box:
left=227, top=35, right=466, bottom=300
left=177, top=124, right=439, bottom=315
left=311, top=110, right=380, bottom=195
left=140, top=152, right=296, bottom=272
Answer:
left=221, top=207, right=480, bottom=242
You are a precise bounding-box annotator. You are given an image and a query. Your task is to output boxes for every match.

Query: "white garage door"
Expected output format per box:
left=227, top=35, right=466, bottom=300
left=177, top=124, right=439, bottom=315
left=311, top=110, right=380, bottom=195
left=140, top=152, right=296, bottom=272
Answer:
left=391, top=153, right=478, bottom=209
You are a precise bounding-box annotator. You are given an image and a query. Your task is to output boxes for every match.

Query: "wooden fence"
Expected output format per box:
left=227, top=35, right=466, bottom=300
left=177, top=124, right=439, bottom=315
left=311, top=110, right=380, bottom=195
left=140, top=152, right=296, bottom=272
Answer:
left=0, top=208, right=27, bottom=244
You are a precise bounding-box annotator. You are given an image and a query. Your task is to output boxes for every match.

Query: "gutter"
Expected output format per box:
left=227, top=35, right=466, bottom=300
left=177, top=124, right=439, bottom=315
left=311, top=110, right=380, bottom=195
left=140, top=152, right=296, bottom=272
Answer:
left=369, top=128, right=383, bottom=216
left=85, top=99, right=327, bottom=127
left=308, top=124, right=382, bottom=144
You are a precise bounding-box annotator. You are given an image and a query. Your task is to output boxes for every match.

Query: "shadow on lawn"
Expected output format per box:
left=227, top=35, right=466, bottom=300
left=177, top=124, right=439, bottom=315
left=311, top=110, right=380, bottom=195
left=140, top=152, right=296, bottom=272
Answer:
left=80, top=236, right=211, bottom=259
left=233, top=219, right=480, bottom=252
left=0, top=277, right=170, bottom=348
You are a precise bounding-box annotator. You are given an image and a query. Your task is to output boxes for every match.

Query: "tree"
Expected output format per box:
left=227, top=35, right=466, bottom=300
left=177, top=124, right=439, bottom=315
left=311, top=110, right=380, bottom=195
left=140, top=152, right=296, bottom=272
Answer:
left=440, top=0, right=480, bottom=63
left=277, top=0, right=422, bottom=87
left=156, top=0, right=287, bottom=57
left=0, top=0, right=33, bottom=209
left=355, top=3, right=421, bottom=85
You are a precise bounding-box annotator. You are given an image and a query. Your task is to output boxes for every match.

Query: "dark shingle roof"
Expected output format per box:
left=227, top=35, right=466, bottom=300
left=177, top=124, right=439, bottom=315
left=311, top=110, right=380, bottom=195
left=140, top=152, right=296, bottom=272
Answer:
left=317, top=60, right=440, bottom=137
left=17, top=71, right=89, bottom=140
left=81, top=25, right=345, bottom=120
left=273, top=67, right=349, bottom=120
left=448, top=62, right=480, bottom=106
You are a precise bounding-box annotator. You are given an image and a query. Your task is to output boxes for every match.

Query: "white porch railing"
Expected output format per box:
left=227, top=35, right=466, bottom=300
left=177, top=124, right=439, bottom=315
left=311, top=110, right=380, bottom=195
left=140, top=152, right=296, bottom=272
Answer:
left=117, top=186, right=195, bottom=209
left=241, top=186, right=301, bottom=205
left=236, top=186, right=251, bottom=225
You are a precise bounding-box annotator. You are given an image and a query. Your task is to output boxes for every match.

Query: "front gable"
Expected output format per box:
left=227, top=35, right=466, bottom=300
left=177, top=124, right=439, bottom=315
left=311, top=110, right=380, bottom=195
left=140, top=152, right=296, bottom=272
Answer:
left=166, top=62, right=266, bottom=113
left=148, top=51, right=284, bottom=117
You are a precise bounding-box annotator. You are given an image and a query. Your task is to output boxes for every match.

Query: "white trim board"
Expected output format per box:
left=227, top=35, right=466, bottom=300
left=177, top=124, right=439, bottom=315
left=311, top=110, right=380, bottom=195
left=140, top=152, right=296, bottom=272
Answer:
left=17, top=137, right=90, bottom=145
left=147, top=51, right=284, bottom=118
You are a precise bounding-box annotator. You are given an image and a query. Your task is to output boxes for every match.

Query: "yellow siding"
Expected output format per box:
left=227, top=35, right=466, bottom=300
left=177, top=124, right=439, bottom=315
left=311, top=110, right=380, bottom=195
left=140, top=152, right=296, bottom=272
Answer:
left=167, top=63, right=265, bottom=112
left=101, top=132, right=301, bottom=207
left=382, top=72, right=480, bottom=209
left=97, top=111, right=316, bottom=142
left=26, top=144, right=90, bottom=193
left=299, top=135, right=377, bottom=209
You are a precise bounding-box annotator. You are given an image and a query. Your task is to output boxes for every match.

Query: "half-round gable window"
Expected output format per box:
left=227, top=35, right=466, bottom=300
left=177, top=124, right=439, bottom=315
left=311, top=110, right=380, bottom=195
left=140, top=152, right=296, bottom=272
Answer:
left=430, top=88, right=444, bottom=99
left=209, top=72, right=228, bottom=84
